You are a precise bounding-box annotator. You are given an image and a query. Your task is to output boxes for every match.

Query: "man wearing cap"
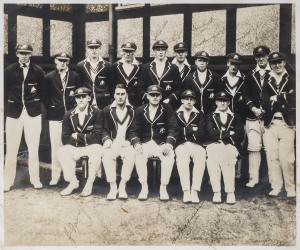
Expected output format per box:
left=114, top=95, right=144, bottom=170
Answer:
left=102, top=84, right=136, bottom=200
left=57, top=87, right=103, bottom=196
left=175, top=89, right=206, bottom=203
left=205, top=91, right=244, bottom=204
left=172, top=42, right=192, bottom=82
left=242, top=46, right=271, bottom=187
left=183, top=51, right=221, bottom=114
left=76, top=39, right=112, bottom=110
left=129, top=85, right=179, bottom=201
left=261, top=52, right=296, bottom=198
left=4, top=44, right=46, bottom=191
left=138, top=40, right=182, bottom=109
left=111, top=42, right=142, bottom=107
left=44, top=52, right=81, bottom=186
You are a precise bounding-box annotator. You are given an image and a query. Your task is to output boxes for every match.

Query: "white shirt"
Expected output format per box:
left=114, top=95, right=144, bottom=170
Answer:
left=87, top=56, right=104, bottom=82
left=154, top=58, right=167, bottom=78
left=269, top=69, right=287, bottom=86
left=149, top=105, right=159, bottom=121
left=255, top=64, right=271, bottom=86
left=197, top=69, right=207, bottom=85
left=20, top=61, right=30, bottom=80
left=223, top=70, right=242, bottom=95
left=214, top=108, right=233, bottom=130
left=75, top=105, right=89, bottom=126
left=171, top=58, right=190, bottom=78
left=59, top=68, right=69, bottom=88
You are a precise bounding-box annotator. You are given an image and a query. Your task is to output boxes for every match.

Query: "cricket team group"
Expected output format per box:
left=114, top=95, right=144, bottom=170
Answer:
left=3, top=38, right=296, bottom=205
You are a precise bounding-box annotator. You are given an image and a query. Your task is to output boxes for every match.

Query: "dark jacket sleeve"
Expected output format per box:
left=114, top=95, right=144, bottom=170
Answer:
left=165, top=104, right=179, bottom=146
left=137, top=64, right=147, bottom=102
left=129, top=108, right=142, bottom=147
left=231, top=114, right=244, bottom=144
left=61, top=112, right=77, bottom=146
left=242, top=72, right=254, bottom=110
left=77, top=110, right=103, bottom=145
left=194, top=111, right=206, bottom=143
left=101, top=107, right=112, bottom=144
left=168, top=67, right=182, bottom=101
left=37, top=67, right=47, bottom=107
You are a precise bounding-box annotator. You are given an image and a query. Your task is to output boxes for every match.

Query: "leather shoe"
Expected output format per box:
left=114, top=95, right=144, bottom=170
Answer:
left=226, top=192, right=236, bottom=204
left=213, top=192, right=221, bottom=203
left=60, top=180, right=79, bottom=196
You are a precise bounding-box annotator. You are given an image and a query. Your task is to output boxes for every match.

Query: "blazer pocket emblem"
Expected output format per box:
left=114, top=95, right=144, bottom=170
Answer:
left=99, top=80, right=105, bottom=86
left=165, top=84, right=172, bottom=90
left=69, top=90, right=74, bottom=96
left=30, top=86, right=37, bottom=93
left=159, top=127, right=166, bottom=133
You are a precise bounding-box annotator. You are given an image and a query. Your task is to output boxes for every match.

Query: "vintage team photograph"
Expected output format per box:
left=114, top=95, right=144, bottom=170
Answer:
left=1, top=1, right=298, bottom=249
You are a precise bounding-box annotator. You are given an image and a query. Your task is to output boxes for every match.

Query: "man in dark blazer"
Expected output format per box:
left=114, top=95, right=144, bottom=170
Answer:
left=45, top=52, right=80, bottom=186
left=129, top=85, right=179, bottom=201
left=4, top=44, right=46, bottom=192
left=205, top=91, right=244, bottom=204
left=110, top=42, right=142, bottom=107
left=242, top=46, right=271, bottom=187
left=175, top=90, right=206, bottom=204
left=183, top=51, right=221, bottom=114
left=57, top=87, right=103, bottom=197
left=76, top=39, right=112, bottom=110
left=261, top=52, right=296, bottom=198
left=102, top=84, right=136, bottom=200
left=137, top=40, right=182, bottom=109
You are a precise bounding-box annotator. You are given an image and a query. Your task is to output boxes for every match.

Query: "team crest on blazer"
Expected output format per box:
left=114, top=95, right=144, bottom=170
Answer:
left=133, top=81, right=138, bottom=86
left=30, top=86, right=37, bottom=93
left=69, top=90, right=74, bottom=96
left=159, top=127, right=166, bottom=133
left=100, top=80, right=105, bottom=86
left=166, top=84, right=172, bottom=90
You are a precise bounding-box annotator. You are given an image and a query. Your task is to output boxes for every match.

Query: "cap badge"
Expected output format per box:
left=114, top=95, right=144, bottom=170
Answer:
left=187, top=91, right=191, bottom=95
left=274, top=53, right=278, bottom=58
left=126, top=42, right=131, bottom=47
left=258, top=48, right=263, bottom=52
left=221, top=92, right=225, bottom=97
left=158, top=41, right=164, bottom=44
left=179, top=44, right=183, bottom=47
left=233, top=55, right=239, bottom=59
left=153, top=86, right=158, bottom=90
left=78, top=89, right=83, bottom=94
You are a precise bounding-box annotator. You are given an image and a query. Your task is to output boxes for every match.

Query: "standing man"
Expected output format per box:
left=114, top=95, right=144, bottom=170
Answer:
left=183, top=51, right=221, bottom=114
left=45, top=52, right=80, bottom=186
left=4, top=44, right=46, bottom=191
left=76, top=39, right=112, bottom=110
left=175, top=90, right=206, bottom=203
left=129, top=85, right=179, bottom=201
left=205, top=91, right=244, bottom=204
left=102, top=84, right=136, bottom=200
left=172, top=42, right=192, bottom=82
left=111, top=42, right=142, bottom=107
left=137, top=40, right=182, bottom=109
left=57, top=87, right=103, bottom=197
left=242, top=46, right=271, bottom=187
left=261, top=52, right=296, bottom=198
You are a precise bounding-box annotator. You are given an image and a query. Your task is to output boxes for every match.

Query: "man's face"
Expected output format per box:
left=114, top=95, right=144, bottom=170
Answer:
left=227, top=61, right=240, bottom=75
left=147, top=92, right=162, bottom=106
left=195, top=58, right=208, bottom=72
left=153, top=48, right=167, bottom=61
left=75, top=94, right=91, bottom=110
left=270, top=60, right=286, bottom=75
left=114, top=88, right=127, bottom=106
left=182, top=97, right=196, bottom=111
left=215, top=99, right=230, bottom=112
left=16, top=52, right=31, bottom=64
left=175, top=51, right=188, bottom=63
left=122, top=50, right=135, bottom=63
left=55, top=58, right=69, bottom=72
left=254, top=54, right=269, bottom=69
left=87, top=46, right=101, bottom=60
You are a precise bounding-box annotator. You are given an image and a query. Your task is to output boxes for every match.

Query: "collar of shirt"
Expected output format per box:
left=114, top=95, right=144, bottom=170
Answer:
left=197, top=69, right=207, bottom=77
left=19, top=61, right=30, bottom=68
left=176, top=105, right=199, bottom=114
left=269, top=69, right=287, bottom=85
left=214, top=108, right=233, bottom=115
left=74, top=105, right=89, bottom=116
left=223, top=70, right=242, bottom=78
left=57, top=67, right=69, bottom=74
left=86, top=56, right=103, bottom=64
left=119, top=57, right=139, bottom=66
left=171, top=58, right=190, bottom=67
left=255, top=64, right=271, bottom=72
left=110, top=99, right=132, bottom=108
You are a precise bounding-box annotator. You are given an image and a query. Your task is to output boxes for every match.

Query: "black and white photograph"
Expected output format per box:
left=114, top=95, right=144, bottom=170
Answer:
left=0, top=1, right=298, bottom=249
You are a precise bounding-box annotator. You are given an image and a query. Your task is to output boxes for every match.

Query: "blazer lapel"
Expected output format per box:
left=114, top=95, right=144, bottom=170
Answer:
left=160, top=61, right=171, bottom=80
left=81, top=106, right=94, bottom=131
left=187, top=112, right=197, bottom=126
left=212, top=113, right=221, bottom=130
left=70, top=110, right=80, bottom=132
left=152, top=104, right=164, bottom=123
left=177, top=111, right=187, bottom=125
left=149, top=61, right=160, bottom=84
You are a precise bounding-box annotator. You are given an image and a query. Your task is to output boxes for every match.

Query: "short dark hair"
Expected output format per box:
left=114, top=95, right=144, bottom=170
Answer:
left=115, top=84, right=126, bottom=91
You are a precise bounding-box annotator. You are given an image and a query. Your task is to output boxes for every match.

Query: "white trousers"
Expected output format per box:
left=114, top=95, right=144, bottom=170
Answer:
left=263, top=119, right=295, bottom=192
left=4, top=109, right=42, bottom=188
left=206, top=143, right=238, bottom=193
left=57, top=144, right=102, bottom=183
left=135, top=140, right=174, bottom=185
left=102, top=141, right=135, bottom=182
left=175, top=142, right=206, bottom=191
left=49, top=120, right=63, bottom=181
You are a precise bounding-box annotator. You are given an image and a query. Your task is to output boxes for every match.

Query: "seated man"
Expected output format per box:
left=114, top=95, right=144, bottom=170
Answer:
left=57, top=87, right=103, bottom=197
left=175, top=90, right=206, bottom=203
left=102, top=84, right=135, bottom=200
left=205, top=91, right=244, bottom=204
left=129, top=85, right=179, bottom=201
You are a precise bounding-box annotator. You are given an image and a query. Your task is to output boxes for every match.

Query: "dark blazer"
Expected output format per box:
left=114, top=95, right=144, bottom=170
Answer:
left=102, top=102, right=135, bottom=144
left=218, top=71, right=246, bottom=122
left=76, top=59, right=112, bottom=110
left=183, top=69, right=221, bottom=114
left=129, top=103, right=179, bottom=148
left=110, top=60, right=143, bottom=107
left=242, top=67, right=271, bottom=120
left=45, top=69, right=80, bottom=121
left=61, top=105, right=103, bottom=147
left=205, top=110, right=244, bottom=155
left=4, top=62, right=46, bottom=118
left=261, top=71, right=295, bottom=128
left=175, top=106, right=206, bottom=146
left=137, top=60, right=182, bottom=105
